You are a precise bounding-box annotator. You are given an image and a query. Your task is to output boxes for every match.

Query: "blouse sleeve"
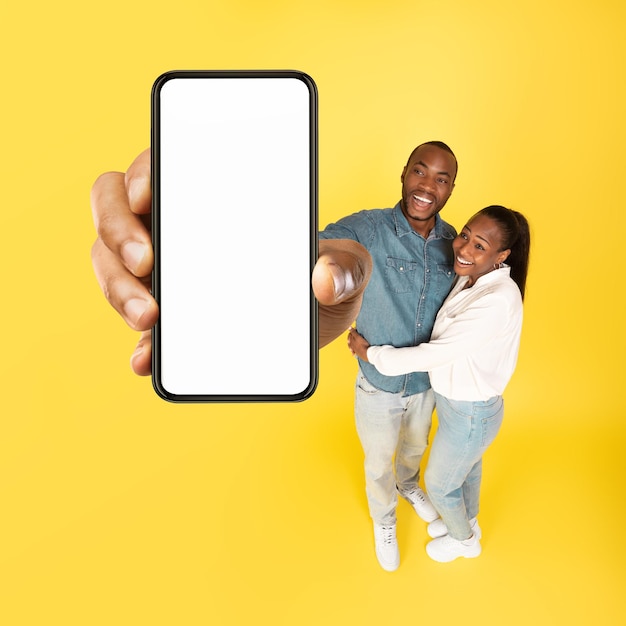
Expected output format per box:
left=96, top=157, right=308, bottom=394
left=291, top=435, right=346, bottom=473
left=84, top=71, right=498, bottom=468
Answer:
left=366, top=289, right=517, bottom=376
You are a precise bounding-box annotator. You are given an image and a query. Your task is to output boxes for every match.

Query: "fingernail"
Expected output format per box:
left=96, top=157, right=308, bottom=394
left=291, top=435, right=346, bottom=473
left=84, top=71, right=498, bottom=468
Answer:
left=122, top=241, right=147, bottom=273
left=326, top=262, right=347, bottom=299
left=128, top=176, right=148, bottom=207
left=124, top=298, right=149, bottom=327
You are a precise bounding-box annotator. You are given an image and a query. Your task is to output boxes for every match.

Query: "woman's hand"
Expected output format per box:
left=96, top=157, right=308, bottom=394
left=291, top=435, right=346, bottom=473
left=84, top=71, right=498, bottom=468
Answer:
left=347, top=327, right=370, bottom=362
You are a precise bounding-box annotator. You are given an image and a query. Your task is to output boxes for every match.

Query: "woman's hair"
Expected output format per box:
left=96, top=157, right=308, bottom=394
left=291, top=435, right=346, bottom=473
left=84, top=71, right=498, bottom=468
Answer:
left=475, top=205, right=531, bottom=300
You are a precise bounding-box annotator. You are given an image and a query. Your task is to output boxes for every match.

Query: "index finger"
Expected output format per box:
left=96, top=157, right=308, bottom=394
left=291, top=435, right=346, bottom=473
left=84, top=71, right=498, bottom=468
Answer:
left=91, top=169, right=154, bottom=278
left=124, top=148, right=151, bottom=216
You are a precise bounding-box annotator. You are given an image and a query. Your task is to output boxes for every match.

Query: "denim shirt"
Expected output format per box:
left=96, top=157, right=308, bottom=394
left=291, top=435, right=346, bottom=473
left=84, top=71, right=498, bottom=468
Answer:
left=320, top=203, right=456, bottom=395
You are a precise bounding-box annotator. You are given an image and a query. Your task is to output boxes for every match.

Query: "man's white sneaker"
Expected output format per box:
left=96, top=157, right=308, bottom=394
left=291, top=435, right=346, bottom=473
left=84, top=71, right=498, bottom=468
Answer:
left=427, top=517, right=481, bottom=540
left=426, top=532, right=482, bottom=563
left=373, top=523, right=400, bottom=572
left=399, top=487, right=439, bottom=522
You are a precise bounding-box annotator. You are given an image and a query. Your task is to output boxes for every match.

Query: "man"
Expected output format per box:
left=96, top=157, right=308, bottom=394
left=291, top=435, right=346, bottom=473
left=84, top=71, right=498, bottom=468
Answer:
left=90, top=140, right=458, bottom=571
left=319, top=141, right=458, bottom=571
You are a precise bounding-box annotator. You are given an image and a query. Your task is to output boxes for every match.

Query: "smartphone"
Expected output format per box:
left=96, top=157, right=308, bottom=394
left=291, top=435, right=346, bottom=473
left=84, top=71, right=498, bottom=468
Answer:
left=151, top=70, right=318, bottom=402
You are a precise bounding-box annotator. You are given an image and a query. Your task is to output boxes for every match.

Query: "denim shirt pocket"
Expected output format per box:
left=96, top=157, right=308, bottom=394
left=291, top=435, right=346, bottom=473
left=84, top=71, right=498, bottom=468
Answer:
left=434, top=263, right=455, bottom=298
left=385, top=256, right=418, bottom=293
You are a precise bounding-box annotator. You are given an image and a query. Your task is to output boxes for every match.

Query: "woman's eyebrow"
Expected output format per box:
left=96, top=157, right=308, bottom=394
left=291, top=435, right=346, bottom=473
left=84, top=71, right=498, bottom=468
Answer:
left=464, top=225, right=492, bottom=246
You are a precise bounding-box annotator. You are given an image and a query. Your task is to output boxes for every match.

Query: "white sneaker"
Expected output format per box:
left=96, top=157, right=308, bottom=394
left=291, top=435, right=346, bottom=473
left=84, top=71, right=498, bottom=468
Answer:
left=373, top=523, right=400, bottom=572
left=399, top=487, right=438, bottom=522
left=427, top=517, right=481, bottom=540
left=426, top=532, right=482, bottom=563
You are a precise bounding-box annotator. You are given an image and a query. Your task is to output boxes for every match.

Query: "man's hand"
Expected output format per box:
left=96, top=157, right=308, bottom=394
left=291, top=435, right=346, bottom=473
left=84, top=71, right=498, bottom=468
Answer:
left=313, top=239, right=372, bottom=348
left=91, top=149, right=372, bottom=374
left=91, top=149, right=157, bottom=375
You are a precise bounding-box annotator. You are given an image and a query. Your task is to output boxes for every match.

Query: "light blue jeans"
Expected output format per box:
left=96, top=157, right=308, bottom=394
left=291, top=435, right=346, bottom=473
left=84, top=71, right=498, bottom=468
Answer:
left=425, top=392, right=504, bottom=540
left=354, top=370, right=435, bottom=525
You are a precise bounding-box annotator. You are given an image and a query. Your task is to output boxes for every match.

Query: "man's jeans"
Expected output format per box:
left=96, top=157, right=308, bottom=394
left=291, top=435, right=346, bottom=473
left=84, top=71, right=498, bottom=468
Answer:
left=355, top=370, right=435, bottom=525
left=425, top=392, right=504, bottom=540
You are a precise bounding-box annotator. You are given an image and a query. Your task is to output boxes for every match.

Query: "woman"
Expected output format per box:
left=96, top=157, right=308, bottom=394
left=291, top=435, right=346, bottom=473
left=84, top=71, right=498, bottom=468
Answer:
left=347, top=205, right=531, bottom=563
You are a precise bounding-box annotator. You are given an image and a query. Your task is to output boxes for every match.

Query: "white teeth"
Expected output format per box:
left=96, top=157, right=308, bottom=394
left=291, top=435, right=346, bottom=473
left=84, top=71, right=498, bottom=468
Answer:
left=456, top=256, right=472, bottom=266
left=413, top=194, right=432, bottom=204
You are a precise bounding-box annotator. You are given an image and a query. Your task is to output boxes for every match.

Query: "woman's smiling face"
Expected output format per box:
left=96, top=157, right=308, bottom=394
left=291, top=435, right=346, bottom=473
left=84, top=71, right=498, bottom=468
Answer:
left=453, top=214, right=511, bottom=286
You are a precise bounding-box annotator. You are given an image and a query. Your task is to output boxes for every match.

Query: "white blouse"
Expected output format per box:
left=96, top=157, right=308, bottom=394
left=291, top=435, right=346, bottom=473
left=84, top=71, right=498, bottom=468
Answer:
left=366, top=267, right=523, bottom=401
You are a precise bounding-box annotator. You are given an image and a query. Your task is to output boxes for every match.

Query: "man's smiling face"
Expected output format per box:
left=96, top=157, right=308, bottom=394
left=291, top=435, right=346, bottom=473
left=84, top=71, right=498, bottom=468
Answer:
left=400, top=144, right=456, bottom=235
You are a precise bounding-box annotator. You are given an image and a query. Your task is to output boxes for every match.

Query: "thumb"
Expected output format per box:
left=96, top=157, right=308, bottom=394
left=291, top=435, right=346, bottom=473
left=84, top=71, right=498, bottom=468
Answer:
left=313, top=239, right=372, bottom=348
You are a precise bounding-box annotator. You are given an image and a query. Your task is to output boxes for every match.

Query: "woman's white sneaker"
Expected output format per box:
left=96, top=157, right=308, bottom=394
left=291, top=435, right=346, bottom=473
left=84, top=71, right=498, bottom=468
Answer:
left=426, top=532, right=482, bottom=563
left=427, top=517, right=481, bottom=539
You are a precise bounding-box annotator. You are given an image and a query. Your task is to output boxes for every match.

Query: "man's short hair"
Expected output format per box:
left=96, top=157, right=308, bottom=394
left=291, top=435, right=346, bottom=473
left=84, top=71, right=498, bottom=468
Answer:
left=407, top=141, right=458, bottom=182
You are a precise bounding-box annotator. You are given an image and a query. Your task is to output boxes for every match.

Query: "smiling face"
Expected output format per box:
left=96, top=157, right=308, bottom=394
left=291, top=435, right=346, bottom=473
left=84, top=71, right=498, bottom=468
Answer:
left=453, top=214, right=511, bottom=287
left=400, top=144, right=457, bottom=236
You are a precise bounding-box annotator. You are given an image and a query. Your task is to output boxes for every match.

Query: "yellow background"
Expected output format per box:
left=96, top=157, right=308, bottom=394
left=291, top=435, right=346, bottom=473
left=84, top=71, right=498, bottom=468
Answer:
left=1, top=0, right=625, bottom=624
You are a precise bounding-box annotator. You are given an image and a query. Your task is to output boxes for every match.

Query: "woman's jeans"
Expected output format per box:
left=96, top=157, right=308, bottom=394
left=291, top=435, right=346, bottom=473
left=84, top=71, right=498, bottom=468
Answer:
left=355, top=370, right=435, bottom=526
left=425, top=392, right=504, bottom=540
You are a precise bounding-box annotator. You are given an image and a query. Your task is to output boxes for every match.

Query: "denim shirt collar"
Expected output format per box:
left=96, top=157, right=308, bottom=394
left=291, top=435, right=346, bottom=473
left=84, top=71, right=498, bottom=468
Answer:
left=392, top=203, right=456, bottom=241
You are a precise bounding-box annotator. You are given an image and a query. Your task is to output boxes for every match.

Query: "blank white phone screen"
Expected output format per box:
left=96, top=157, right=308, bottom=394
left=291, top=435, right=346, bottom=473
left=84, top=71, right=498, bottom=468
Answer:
left=152, top=71, right=317, bottom=401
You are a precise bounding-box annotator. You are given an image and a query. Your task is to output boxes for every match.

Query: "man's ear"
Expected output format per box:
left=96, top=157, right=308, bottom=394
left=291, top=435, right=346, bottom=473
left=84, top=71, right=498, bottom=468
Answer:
left=400, top=166, right=406, bottom=184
